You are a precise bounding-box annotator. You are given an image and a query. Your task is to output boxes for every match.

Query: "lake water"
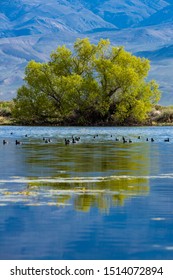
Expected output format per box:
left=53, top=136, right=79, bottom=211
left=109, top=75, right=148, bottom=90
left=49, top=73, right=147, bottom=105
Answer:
left=0, top=126, right=173, bottom=260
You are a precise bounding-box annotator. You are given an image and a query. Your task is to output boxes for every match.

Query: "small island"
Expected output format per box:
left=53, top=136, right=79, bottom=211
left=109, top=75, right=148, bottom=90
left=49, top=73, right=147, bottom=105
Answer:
left=0, top=38, right=167, bottom=127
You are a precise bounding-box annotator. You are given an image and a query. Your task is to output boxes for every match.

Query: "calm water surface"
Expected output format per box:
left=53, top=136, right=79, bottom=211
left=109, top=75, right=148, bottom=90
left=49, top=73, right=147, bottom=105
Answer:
left=0, top=126, right=173, bottom=259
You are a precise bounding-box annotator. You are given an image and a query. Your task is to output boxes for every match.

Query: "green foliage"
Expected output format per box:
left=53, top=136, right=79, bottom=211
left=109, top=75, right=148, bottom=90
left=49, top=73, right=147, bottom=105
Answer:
left=12, top=38, right=161, bottom=125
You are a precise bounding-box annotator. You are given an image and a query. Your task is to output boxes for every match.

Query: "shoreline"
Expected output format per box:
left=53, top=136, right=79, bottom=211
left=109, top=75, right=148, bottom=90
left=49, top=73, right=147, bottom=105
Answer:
left=1, top=102, right=173, bottom=127
left=1, top=118, right=173, bottom=127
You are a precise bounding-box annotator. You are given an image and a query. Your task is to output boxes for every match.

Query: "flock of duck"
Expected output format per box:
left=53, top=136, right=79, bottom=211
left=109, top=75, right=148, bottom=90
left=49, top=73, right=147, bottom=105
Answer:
left=1, top=134, right=170, bottom=146
left=64, top=135, right=170, bottom=145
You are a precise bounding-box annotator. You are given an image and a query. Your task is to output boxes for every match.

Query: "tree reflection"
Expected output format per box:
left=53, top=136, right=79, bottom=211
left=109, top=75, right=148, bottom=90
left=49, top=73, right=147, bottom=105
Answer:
left=23, top=141, right=150, bottom=212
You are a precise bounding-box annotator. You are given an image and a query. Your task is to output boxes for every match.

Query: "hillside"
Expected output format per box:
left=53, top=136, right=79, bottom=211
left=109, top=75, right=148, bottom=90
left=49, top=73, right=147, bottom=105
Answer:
left=0, top=0, right=173, bottom=104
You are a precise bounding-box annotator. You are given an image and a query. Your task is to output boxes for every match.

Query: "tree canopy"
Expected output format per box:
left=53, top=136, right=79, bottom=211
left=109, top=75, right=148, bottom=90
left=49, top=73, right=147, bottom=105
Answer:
left=13, top=38, right=161, bottom=125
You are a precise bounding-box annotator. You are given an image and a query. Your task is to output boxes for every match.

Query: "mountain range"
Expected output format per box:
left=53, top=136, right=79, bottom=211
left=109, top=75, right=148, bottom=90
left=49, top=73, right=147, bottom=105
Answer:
left=0, top=0, right=173, bottom=104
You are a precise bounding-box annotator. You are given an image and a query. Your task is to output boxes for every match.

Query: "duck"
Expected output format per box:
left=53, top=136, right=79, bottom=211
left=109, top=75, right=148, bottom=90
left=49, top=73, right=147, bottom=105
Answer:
left=151, top=138, right=154, bottom=142
left=3, top=140, right=8, bottom=145
left=164, top=138, right=170, bottom=142
left=123, top=138, right=127, bottom=143
left=65, top=138, right=70, bottom=145
left=75, top=136, right=80, bottom=141
left=15, top=140, right=22, bottom=145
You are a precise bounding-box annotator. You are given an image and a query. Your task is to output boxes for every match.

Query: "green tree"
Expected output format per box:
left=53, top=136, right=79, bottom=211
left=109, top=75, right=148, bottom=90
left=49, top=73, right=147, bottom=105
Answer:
left=13, top=38, right=160, bottom=125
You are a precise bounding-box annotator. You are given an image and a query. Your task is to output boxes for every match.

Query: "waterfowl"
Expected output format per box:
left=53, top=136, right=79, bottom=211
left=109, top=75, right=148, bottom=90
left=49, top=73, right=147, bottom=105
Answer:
left=15, top=140, right=22, bottom=145
left=164, top=138, right=169, bottom=142
left=138, top=136, right=141, bottom=139
left=3, top=140, right=7, bottom=145
left=75, top=136, right=80, bottom=141
left=65, top=138, right=70, bottom=145
left=151, top=138, right=154, bottom=142
left=123, top=137, right=127, bottom=143
left=129, top=139, right=132, bottom=143
left=146, top=138, right=149, bottom=141
left=93, top=134, right=99, bottom=139
left=115, top=138, right=119, bottom=141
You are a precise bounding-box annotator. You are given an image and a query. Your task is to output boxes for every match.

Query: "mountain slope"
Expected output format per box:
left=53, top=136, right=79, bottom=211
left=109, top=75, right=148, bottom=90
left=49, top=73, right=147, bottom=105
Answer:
left=89, top=0, right=168, bottom=28
left=0, top=0, right=116, bottom=37
left=138, top=4, right=173, bottom=27
left=0, top=0, right=173, bottom=104
left=0, top=0, right=169, bottom=36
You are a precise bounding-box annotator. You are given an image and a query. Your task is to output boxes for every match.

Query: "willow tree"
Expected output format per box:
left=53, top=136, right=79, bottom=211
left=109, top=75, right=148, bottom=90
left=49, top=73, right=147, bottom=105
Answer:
left=13, top=38, right=160, bottom=125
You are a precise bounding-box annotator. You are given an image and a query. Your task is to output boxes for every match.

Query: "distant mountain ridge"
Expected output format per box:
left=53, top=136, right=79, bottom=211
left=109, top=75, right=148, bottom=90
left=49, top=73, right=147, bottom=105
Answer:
left=0, top=0, right=169, bottom=36
left=0, top=0, right=173, bottom=104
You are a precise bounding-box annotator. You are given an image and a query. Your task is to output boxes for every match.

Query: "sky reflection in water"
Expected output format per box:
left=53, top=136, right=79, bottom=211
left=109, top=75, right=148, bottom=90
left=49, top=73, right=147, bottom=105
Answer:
left=0, top=126, right=173, bottom=259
